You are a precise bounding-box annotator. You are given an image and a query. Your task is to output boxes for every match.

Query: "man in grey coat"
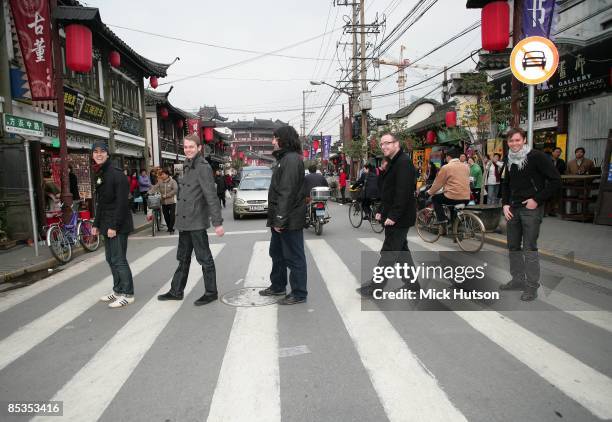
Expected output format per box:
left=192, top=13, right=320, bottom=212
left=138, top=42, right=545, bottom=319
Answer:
left=158, top=133, right=225, bottom=306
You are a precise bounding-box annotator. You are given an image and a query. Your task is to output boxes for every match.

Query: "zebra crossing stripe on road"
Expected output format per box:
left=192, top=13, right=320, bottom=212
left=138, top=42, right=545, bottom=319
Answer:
left=359, top=237, right=612, bottom=419
left=207, top=241, right=281, bottom=422
left=306, top=239, right=468, bottom=422
left=33, top=244, right=225, bottom=422
left=0, top=247, right=174, bottom=372
left=0, top=253, right=107, bottom=314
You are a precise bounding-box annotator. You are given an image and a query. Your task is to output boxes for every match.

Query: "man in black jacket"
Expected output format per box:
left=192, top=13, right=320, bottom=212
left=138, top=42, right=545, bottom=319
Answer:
left=358, top=133, right=418, bottom=297
left=259, top=126, right=307, bottom=305
left=91, top=141, right=135, bottom=308
left=500, top=128, right=561, bottom=301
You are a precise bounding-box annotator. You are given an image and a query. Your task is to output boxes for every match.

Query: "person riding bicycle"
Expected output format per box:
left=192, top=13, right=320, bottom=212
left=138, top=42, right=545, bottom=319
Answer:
left=352, top=163, right=379, bottom=220
left=427, top=147, right=470, bottom=225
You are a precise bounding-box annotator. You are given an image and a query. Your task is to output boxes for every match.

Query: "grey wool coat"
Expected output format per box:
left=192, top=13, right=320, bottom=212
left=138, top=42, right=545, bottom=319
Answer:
left=175, top=154, right=223, bottom=231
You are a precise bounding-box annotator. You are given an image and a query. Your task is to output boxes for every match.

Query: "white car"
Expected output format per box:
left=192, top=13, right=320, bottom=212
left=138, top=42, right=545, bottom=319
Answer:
left=233, top=175, right=271, bottom=220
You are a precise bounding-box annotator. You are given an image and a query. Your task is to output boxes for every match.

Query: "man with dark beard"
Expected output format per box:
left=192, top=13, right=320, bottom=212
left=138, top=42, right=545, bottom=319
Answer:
left=500, top=128, right=561, bottom=301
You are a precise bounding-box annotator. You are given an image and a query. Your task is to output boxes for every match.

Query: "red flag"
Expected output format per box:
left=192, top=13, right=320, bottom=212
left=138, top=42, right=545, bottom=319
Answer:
left=10, top=0, right=54, bottom=100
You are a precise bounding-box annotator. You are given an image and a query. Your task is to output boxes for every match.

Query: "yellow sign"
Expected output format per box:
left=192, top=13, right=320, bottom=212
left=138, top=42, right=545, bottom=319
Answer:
left=556, top=133, right=567, bottom=161
left=510, top=36, right=559, bottom=85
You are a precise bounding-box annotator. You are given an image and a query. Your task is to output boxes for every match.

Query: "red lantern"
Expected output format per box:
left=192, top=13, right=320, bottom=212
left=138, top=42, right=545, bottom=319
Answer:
left=445, top=111, right=457, bottom=128
left=239, top=152, right=245, bottom=160
left=159, top=107, right=169, bottom=119
left=176, top=119, right=184, bottom=129
left=426, top=130, right=436, bottom=144
left=482, top=1, right=510, bottom=52
left=65, top=24, right=92, bottom=73
left=313, top=140, right=320, bottom=152
left=109, top=51, right=120, bottom=68
left=303, top=149, right=310, bottom=159
left=150, top=76, right=158, bottom=89
left=204, top=127, right=214, bottom=143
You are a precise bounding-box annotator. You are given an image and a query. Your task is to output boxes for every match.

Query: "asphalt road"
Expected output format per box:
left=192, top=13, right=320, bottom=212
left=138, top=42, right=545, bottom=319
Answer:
left=0, top=201, right=611, bottom=422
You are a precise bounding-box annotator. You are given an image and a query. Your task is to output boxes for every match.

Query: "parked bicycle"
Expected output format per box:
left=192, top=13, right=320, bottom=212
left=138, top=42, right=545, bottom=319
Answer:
left=46, top=202, right=100, bottom=263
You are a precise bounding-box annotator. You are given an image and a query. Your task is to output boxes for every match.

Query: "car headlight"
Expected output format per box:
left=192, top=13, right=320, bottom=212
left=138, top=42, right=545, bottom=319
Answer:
left=235, top=198, right=246, bottom=205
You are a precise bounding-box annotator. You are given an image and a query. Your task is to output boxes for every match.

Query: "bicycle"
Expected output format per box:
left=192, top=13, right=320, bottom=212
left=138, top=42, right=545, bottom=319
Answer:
left=416, top=202, right=485, bottom=252
left=368, top=201, right=384, bottom=233
left=348, top=195, right=383, bottom=233
left=46, top=202, right=100, bottom=263
left=147, top=194, right=162, bottom=237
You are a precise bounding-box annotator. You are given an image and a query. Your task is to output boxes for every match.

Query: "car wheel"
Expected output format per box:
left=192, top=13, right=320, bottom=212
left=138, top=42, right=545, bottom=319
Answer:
left=233, top=210, right=241, bottom=220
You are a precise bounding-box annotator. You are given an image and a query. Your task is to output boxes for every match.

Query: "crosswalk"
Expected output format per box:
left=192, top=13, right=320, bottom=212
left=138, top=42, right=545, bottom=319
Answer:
left=0, top=236, right=611, bottom=422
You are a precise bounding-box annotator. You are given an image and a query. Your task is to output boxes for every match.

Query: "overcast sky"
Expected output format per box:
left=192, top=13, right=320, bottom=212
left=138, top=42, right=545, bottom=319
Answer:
left=84, top=0, right=481, bottom=141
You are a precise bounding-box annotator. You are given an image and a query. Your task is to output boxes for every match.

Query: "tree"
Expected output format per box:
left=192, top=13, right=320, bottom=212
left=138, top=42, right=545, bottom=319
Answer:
left=231, top=158, right=245, bottom=173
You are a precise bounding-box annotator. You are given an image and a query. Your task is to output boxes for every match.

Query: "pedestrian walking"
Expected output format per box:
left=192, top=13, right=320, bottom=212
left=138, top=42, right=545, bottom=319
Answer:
left=338, top=168, right=347, bottom=203
left=215, top=170, right=226, bottom=208
left=468, top=157, right=483, bottom=204
left=358, top=132, right=418, bottom=296
left=129, top=171, right=139, bottom=212
left=91, top=141, right=136, bottom=308
left=546, top=147, right=566, bottom=216
left=485, top=153, right=503, bottom=205
left=148, top=168, right=178, bottom=233
left=500, top=127, right=561, bottom=301
left=157, top=133, right=224, bottom=306
left=138, top=169, right=152, bottom=214
left=258, top=125, right=308, bottom=305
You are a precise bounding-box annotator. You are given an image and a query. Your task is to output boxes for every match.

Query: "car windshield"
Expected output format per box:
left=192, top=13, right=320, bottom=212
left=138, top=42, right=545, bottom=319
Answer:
left=239, top=177, right=271, bottom=190
left=243, top=169, right=272, bottom=178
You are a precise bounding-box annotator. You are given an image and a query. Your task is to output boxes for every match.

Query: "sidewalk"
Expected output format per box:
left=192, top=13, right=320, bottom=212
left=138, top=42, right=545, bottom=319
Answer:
left=487, top=216, right=612, bottom=276
left=0, top=212, right=150, bottom=285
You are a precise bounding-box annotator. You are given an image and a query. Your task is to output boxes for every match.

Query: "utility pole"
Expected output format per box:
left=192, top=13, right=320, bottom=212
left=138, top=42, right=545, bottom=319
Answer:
left=511, top=0, right=523, bottom=128
left=360, top=0, right=368, bottom=155
left=301, top=89, right=315, bottom=137
left=442, top=66, right=449, bottom=104
left=50, top=0, right=72, bottom=222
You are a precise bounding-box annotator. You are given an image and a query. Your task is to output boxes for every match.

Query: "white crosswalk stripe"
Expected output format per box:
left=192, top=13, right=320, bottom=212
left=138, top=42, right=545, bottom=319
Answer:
left=0, top=253, right=107, bottom=314
left=207, top=241, right=281, bottom=422
left=32, top=244, right=225, bottom=422
left=307, top=239, right=468, bottom=422
left=359, top=236, right=612, bottom=419
left=0, top=247, right=174, bottom=372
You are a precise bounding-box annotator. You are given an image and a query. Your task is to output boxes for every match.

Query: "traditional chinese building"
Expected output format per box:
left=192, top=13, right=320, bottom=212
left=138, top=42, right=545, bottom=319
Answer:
left=225, top=118, right=286, bottom=166
left=197, top=106, right=231, bottom=171
left=0, top=0, right=174, bottom=243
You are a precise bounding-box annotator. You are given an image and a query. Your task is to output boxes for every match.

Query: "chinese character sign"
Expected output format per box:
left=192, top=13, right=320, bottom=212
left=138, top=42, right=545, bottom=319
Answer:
left=322, top=135, right=332, bottom=160
left=523, top=0, right=557, bottom=39
left=187, top=119, right=201, bottom=139
left=9, top=0, right=54, bottom=100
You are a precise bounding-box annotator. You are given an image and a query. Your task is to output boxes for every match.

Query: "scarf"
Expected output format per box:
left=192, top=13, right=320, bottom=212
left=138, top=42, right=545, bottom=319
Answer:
left=507, top=144, right=531, bottom=171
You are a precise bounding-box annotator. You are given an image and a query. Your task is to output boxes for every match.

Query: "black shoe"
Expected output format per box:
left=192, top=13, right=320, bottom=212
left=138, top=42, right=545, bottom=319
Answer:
left=157, top=291, right=183, bottom=301
left=259, top=287, right=286, bottom=296
left=520, top=287, right=538, bottom=301
left=356, top=283, right=379, bottom=297
left=194, top=293, right=218, bottom=306
left=278, top=295, right=306, bottom=305
left=499, top=280, right=526, bottom=291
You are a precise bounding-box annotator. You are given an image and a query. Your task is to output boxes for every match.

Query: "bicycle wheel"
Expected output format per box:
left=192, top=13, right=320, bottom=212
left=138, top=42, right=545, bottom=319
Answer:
left=78, top=220, right=100, bottom=251
left=348, top=202, right=363, bottom=228
left=47, top=225, right=72, bottom=263
left=454, top=211, right=485, bottom=252
left=151, top=210, right=157, bottom=237
left=416, top=207, right=441, bottom=243
left=369, top=203, right=384, bottom=233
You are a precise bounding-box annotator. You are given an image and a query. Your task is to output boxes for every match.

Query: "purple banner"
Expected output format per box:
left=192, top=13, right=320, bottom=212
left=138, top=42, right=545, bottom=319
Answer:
left=322, top=135, right=332, bottom=160
left=523, top=0, right=557, bottom=39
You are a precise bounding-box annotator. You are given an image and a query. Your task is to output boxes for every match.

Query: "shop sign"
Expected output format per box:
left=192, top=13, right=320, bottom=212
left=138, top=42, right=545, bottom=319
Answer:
left=44, top=126, right=101, bottom=149
left=3, top=113, right=44, bottom=137
left=113, top=110, right=142, bottom=136
left=79, top=99, right=106, bottom=125
left=519, top=106, right=557, bottom=130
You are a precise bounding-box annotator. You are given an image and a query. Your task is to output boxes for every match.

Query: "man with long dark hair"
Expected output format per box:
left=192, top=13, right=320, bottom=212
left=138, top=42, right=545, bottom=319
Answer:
left=259, top=125, right=308, bottom=305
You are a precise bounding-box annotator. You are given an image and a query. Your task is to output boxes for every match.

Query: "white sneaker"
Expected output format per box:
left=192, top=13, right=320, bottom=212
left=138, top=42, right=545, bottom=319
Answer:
left=108, top=296, right=135, bottom=308
left=100, top=293, right=118, bottom=302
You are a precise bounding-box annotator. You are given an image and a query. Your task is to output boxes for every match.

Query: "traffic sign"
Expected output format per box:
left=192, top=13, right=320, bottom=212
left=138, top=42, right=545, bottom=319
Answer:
left=510, top=36, right=559, bottom=85
left=3, top=113, right=44, bottom=138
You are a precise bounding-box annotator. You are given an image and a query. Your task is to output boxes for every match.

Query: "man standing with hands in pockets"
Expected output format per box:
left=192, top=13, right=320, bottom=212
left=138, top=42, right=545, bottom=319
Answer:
left=158, top=133, right=225, bottom=306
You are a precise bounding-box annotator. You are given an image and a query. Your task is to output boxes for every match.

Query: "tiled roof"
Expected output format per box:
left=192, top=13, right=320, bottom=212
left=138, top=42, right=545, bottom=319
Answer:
left=197, top=106, right=228, bottom=122
left=386, top=98, right=441, bottom=120
left=476, top=49, right=511, bottom=71
left=226, top=118, right=287, bottom=131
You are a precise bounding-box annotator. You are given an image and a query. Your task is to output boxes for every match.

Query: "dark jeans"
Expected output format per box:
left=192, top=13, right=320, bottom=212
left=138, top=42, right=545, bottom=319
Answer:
left=170, top=229, right=217, bottom=296
left=375, top=226, right=415, bottom=285
left=432, top=194, right=468, bottom=222
left=218, top=193, right=226, bottom=208
left=340, top=186, right=346, bottom=202
left=141, top=191, right=149, bottom=214
left=269, top=228, right=307, bottom=299
left=162, top=203, right=176, bottom=231
left=507, top=206, right=543, bottom=289
left=472, top=188, right=481, bottom=204
left=104, top=233, right=134, bottom=295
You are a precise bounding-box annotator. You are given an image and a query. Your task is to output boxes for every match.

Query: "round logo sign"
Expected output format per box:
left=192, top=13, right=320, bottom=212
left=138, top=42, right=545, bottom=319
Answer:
left=510, top=36, right=559, bottom=85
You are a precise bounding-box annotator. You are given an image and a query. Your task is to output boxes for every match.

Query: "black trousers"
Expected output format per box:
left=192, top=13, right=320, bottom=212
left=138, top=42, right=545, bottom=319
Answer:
left=375, top=226, right=416, bottom=285
left=162, top=203, right=176, bottom=231
left=218, top=193, right=226, bottom=207
left=432, top=194, right=468, bottom=221
left=170, top=230, right=217, bottom=296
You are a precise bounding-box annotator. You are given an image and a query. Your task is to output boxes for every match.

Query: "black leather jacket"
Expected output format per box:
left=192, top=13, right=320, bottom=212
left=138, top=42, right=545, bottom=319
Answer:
left=267, top=149, right=306, bottom=230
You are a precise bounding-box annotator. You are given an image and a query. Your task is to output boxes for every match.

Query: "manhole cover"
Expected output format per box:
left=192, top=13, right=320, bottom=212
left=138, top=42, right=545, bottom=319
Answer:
left=221, top=287, right=280, bottom=307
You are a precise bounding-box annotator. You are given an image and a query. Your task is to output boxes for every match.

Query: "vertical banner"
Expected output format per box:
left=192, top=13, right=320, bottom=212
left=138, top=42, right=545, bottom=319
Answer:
left=523, top=0, right=557, bottom=39
left=322, top=135, right=332, bottom=160
left=556, top=133, right=567, bottom=161
left=9, top=0, right=54, bottom=100
left=187, top=119, right=201, bottom=139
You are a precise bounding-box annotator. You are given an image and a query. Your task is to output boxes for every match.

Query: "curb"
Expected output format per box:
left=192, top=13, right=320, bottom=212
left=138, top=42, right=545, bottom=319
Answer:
left=484, top=234, right=612, bottom=278
left=0, top=222, right=152, bottom=285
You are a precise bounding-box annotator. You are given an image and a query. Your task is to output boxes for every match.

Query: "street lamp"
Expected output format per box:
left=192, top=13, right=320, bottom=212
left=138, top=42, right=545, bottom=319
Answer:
left=310, top=81, right=352, bottom=97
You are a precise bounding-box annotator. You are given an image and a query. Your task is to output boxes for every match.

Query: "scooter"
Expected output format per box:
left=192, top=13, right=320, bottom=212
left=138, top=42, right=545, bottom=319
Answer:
left=306, top=187, right=331, bottom=235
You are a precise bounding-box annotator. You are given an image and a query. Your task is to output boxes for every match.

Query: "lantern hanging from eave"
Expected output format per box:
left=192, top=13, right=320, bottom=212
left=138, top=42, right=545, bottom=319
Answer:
left=176, top=119, right=184, bottom=129
left=159, top=107, right=169, bottom=119
left=481, top=1, right=510, bottom=52
left=109, top=50, right=120, bottom=68
left=204, top=127, right=214, bottom=143
left=65, top=24, right=92, bottom=73
left=445, top=111, right=457, bottom=128
left=150, top=76, right=159, bottom=89
left=426, top=130, right=436, bottom=145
